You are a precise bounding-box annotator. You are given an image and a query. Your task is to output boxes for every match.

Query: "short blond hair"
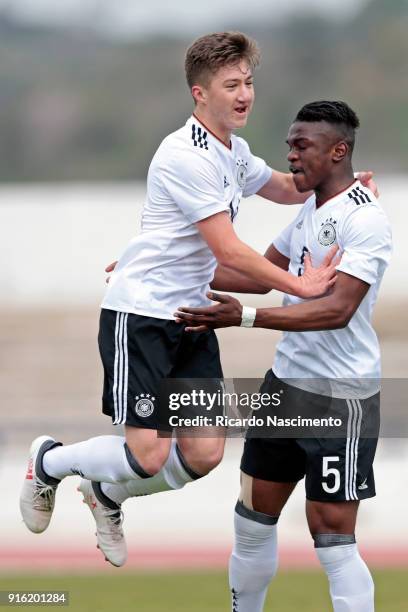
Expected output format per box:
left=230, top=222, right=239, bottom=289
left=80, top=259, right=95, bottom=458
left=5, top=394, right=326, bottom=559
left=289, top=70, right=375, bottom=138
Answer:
left=185, top=31, right=261, bottom=88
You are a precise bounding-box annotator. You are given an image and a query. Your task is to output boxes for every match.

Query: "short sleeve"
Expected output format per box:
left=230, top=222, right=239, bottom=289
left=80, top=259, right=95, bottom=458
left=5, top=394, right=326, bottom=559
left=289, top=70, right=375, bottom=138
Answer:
left=273, top=218, right=298, bottom=258
left=160, top=149, right=229, bottom=224
left=337, top=205, right=392, bottom=285
left=238, top=139, right=272, bottom=197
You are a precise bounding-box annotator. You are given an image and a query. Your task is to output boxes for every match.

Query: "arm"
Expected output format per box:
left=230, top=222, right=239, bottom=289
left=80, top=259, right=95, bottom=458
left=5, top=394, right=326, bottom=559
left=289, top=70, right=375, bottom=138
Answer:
left=211, top=245, right=289, bottom=293
left=257, top=170, right=310, bottom=204
left=254, top=272, right=368, bottom=331
left=175, top=271, right=369, bottom=332
left=197, top=212, right=336, bottom=299
left=256, top=170, right=379, bottom=204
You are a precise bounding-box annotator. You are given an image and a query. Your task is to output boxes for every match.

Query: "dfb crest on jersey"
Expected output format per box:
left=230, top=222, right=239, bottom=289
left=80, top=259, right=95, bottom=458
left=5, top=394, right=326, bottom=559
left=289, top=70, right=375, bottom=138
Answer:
left=135, top=394, right=155, bottom=418
left=318, top=217, right=337, bottom=246
left=236, top=158, right=248, bottom=189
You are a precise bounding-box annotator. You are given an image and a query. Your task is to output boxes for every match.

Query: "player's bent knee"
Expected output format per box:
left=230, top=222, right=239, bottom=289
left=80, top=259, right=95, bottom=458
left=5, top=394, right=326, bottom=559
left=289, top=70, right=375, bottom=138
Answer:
left=177, top=439, right=224, bottom=475
left=199, top=445, right=224, bottom=473
left=124, top=436, right=170, bottom=476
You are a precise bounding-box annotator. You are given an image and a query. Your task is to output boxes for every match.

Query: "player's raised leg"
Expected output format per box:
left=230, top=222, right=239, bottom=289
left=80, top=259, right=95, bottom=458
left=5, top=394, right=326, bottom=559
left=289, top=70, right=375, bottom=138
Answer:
left=20, top=428, right=171, bottom=566
left=94, top=313, right=226, bottom=514
left=73, top=433, right=225, bottom=567
left=99, top=434, right=219, bottom=505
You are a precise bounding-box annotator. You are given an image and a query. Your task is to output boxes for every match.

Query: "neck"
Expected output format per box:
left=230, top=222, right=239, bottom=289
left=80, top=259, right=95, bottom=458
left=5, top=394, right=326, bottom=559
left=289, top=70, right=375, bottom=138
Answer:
left=193, top=109, right=232, bottom=147
left=314, top=168, right=355, bottom=208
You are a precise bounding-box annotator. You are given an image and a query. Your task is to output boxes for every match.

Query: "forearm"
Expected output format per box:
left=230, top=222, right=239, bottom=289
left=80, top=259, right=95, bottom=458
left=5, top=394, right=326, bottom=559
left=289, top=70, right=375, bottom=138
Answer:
left=254, top=298, right=348, bottom=331
left=219, top=240, right=299, bottom=295
left=211, top=265, right=269, bottom=293
left=257, top=171, right=312, bottom=204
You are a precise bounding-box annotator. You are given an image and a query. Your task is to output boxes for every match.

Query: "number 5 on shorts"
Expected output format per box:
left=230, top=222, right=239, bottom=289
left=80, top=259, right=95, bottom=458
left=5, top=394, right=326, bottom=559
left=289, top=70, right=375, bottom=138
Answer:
left=322, top=456, right=341, bottom=494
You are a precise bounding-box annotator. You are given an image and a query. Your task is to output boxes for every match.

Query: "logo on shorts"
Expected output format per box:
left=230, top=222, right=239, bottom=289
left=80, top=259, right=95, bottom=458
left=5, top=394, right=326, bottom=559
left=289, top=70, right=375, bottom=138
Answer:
left=318, top=217, right=337, bottom=246
left=357, top=478, right=368, bottom=490
left=236, top=159, right=248, bottom=189
left=135, top=394, right=155, bottom=418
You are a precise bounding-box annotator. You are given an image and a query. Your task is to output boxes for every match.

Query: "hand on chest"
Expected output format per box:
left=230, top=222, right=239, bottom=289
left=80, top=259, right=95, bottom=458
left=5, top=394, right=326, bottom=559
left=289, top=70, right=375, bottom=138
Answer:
left=290, top=212, right=339, bottom=275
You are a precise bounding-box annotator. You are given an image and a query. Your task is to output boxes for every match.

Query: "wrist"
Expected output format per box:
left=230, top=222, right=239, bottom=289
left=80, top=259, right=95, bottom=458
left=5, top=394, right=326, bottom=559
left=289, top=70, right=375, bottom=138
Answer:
left=240, top=306, right=257, bottom=327
left=287, top=275, right=305, bottom=298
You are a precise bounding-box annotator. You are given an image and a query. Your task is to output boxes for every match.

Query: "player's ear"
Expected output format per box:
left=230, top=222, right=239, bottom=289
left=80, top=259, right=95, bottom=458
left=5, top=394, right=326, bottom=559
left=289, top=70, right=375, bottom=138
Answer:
left=191, top=84, right=207, bottom=105
left=332, top=141, right=348, bottom=163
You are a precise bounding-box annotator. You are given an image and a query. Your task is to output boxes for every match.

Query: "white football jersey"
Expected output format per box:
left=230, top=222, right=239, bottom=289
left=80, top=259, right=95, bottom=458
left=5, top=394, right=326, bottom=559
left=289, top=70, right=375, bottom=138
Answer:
left=102, top=115, right=271, bottom=319
left=272, top=180, right=392, bottom=398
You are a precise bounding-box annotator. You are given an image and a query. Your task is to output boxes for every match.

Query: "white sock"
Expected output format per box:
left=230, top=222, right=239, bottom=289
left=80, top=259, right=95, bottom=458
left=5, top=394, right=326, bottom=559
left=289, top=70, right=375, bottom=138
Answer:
left=229, top=501, right=279, bottom=612
left=101, top=441, right=200, bottom=505
left=315, top=539, right=374, bottom=612
left=42, top=435, right=146, bottom=483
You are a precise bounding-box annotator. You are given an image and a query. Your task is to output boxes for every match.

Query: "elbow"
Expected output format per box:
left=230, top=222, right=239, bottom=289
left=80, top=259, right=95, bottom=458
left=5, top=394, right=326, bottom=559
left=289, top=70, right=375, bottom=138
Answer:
left=215, top=245, right=240, bottom=269
left=333, top=317, right=349, bottom=330
left=330, top=306, right=354, bottom=329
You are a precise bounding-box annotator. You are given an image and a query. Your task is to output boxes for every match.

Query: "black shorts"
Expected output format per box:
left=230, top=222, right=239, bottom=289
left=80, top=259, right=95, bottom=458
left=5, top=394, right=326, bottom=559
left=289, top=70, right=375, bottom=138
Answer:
left=98, top=309, right=223, bottom=429
left=241, top=371, right=379, bottom=502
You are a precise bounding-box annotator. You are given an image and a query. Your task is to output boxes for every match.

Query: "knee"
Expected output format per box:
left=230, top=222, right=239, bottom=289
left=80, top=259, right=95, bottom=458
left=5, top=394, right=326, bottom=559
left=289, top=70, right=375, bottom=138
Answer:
left=179, top=441, right=224, bottom=476
left=308, top=501, right=358, bottom=536
left=199, top=445, right=224, bottom=474
left=125, top=438, right=169, bottom=476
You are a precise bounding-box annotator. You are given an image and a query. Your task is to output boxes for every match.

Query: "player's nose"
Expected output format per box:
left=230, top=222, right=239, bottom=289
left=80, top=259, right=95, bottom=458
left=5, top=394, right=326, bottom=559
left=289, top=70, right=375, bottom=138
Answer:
left=237, top=85, right=252, bottom=102
left=287, top=149, right=298, bottom=162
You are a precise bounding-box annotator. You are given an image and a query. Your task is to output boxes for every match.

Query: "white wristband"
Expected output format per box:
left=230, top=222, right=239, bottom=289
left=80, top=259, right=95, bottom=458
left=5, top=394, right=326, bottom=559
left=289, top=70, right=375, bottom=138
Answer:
left=240, top=306, right=257, bottom=328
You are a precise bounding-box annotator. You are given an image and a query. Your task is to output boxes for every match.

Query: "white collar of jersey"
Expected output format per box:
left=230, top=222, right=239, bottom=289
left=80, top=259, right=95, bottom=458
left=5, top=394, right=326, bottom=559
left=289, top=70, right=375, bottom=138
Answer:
left=308, top=179, right=363, bottom=210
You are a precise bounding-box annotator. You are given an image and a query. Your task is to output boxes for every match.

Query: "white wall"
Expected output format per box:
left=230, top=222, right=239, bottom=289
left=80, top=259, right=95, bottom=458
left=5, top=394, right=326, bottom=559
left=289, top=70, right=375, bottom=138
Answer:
left=0, top=176, right=406, bottom=306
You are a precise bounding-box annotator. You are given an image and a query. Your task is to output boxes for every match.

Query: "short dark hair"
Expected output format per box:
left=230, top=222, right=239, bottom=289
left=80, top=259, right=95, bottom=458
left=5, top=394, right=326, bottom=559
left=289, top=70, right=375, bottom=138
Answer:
left=185, top=31, right=260, bottom=89
left=295, top=100, right=360, bottom=151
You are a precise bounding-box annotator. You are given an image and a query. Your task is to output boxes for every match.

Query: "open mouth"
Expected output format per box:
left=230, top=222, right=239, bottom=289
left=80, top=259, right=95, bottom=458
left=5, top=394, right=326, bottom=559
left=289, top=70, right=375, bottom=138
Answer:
left=234, top=106, right=248, bottom=115
left=289, top=167, right=304, bottom=175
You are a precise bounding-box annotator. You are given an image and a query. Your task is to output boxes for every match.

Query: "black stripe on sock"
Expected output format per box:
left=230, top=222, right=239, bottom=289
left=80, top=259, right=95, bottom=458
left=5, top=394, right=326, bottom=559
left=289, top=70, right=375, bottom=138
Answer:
left=235, top=500, right=279, bottom=526
left=313, top=533, right=356, bottom=548
left=36, top=440, right=63, bottom=486
left=91, top=481, right=120, bottom=510
left=124, top=442, right=152, bottom=479
left=175, top=444, right=203, bottom=480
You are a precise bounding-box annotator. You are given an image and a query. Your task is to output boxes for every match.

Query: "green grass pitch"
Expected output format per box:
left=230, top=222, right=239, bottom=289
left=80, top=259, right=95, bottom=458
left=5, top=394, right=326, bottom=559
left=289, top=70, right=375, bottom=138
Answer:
left=0, top=570, right=407, bottom=611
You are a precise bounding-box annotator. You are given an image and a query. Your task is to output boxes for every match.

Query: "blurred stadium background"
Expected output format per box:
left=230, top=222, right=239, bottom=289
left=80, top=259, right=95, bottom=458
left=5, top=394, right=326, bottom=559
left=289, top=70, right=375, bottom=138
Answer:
left=0, top=0, right=407, bottom=610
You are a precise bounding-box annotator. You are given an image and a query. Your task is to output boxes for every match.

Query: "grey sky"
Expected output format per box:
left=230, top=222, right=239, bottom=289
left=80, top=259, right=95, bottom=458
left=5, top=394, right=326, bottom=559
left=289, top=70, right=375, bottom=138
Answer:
left=1, top=0, right=369, bottom=37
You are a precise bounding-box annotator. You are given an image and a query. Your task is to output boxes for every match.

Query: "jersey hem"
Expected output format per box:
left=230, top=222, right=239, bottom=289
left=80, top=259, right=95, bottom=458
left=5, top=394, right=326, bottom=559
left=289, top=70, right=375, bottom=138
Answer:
left=101, top=304, right=176, bottom=321
left=271, top=370, right=381, bottom=400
